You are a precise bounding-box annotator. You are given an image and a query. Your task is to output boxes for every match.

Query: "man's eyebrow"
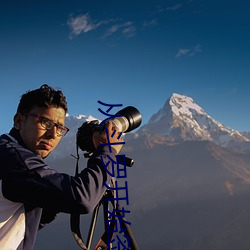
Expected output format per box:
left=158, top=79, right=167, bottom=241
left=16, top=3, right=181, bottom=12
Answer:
left=43, top=116, right=65, bottom=126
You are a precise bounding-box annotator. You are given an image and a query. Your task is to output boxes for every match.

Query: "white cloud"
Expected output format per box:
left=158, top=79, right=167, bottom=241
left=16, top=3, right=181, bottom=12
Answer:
left=143, top=19, right=158, bottom=28
left=67, top=13, right=110, bottom=39
left=103, top=21, right=136, bottom=38
left=121, top=22, right=136, bottom=37
left=67, top=13, right=137, bottom=39
left=175, top=48, right=190, bottom=58
left=175, top=44, right=202, bottom=58
left=166, top=4, right=183, bottom=11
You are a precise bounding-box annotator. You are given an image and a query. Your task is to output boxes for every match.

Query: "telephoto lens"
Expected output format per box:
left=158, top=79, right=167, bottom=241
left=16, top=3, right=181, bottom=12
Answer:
left=111, top=106, right=142, bottom=133
left=76, top=106, right=142, bottom=154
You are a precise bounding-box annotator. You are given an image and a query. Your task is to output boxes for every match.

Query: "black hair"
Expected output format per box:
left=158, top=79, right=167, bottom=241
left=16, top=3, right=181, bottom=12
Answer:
left=16, top=84, right=68, bottom=114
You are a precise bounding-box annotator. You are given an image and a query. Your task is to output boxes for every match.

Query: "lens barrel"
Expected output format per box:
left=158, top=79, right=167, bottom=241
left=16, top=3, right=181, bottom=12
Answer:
left=113, top=106, right=142, bottom=133
left=77, top=106, right=142, bottom=153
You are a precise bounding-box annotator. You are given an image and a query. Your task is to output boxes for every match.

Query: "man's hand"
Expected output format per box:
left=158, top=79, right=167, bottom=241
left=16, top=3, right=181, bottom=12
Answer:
left=92, top=121, right=124, bottom=154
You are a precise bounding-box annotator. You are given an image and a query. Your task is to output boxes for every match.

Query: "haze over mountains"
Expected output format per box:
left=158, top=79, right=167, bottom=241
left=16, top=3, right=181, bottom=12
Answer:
left=35, top=93, right=250, bottom=250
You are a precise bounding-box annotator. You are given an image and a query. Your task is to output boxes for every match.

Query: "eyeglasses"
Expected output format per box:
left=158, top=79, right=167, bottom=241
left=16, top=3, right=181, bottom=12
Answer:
left=24, top=113, right=69, bottom=137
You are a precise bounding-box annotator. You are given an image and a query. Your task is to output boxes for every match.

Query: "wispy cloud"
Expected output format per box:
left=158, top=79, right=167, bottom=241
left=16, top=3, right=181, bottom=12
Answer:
left=157, top=3, right=183, bottom=13
left=143, top=18, right=158, bottom=28
left=67, top=13, right=112, bottom=39
left=103, top=21, right=136, bottom=38
left=175, top=48, right=190, bottom=57
left=166, top=4, right=183, bottom=11
left=175, top=44, right=202, bottom=58
left=67, top=13, right=138, bottom=39
left=121, top=22, right=136, bottom=37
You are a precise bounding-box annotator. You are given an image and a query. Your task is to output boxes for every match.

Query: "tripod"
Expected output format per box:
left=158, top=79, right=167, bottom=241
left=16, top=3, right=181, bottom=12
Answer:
left=70, top=176, right=139, bottom=250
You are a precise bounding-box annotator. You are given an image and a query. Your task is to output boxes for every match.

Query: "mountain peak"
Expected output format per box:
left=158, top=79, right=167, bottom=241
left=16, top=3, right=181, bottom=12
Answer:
left=169, top=93, right=205, bottom=117
left=140, top=93, right=250, bottom=146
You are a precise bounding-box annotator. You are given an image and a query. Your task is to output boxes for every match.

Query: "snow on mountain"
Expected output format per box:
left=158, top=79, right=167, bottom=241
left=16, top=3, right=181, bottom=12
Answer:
left=65, top=113, right=100, bottom=133
left=139, top=93, right=250, bottom=146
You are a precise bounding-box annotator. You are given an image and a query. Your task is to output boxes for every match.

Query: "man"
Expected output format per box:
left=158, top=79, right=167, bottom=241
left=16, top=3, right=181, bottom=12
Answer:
left=0, top=84, right=124, bottom=250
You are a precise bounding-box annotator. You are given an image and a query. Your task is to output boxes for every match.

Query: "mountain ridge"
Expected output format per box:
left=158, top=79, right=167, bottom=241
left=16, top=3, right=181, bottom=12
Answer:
left=138, top=93, right=249, bottom=147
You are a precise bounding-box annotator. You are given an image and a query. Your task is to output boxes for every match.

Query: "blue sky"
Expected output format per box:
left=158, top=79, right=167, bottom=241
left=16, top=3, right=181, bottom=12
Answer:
left=0, top=0, right=250, bottom=135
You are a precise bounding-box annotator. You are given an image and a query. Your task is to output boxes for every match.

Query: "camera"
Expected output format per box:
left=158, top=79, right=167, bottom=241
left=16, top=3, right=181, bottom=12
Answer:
left=76, top=106, right=142, bottom=154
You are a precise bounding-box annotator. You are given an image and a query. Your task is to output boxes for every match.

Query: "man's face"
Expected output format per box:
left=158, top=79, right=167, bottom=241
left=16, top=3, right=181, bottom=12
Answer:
left=15, top=106, right=66, bottom=158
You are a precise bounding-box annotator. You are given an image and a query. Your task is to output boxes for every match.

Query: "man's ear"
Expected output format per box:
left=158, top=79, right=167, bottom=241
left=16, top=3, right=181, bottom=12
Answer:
left=14, top=113, right=24, bottom=130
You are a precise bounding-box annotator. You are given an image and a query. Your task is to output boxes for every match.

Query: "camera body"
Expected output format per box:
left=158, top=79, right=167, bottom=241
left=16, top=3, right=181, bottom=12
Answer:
left=76, top=106, right=142, bottom=154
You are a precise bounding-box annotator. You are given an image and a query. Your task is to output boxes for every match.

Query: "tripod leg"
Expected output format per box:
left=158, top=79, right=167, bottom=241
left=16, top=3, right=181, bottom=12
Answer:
left=94, top=196, right=139, bottom=249
left=93, top=197, right=116, bottom=250
left=86, top=201, right=101, bottom=250
left=115, top=203, right=139, bottom=250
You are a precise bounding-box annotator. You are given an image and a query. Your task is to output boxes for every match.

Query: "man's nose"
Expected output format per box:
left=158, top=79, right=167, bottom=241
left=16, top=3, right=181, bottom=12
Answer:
left=46, top=126, right=57, bottom=138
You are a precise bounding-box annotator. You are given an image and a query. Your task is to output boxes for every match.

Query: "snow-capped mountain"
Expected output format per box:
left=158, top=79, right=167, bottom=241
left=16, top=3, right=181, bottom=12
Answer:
left=139, top=93, right=250, bottom=147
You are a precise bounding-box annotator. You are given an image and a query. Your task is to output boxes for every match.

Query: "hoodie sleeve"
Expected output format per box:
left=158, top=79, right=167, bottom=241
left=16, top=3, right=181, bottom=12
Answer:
left=0, top=138, right=117, bottom=214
